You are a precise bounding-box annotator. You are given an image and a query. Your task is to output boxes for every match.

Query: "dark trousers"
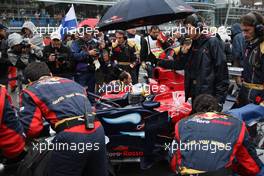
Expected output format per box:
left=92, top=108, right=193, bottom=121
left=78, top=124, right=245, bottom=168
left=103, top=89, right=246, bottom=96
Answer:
left=0, top=76, right=8, bottom=86
left=75, top=72, right=96, bottom=103
left=146, top=64, right=154, bottom=78
left=48, top=126, right=107, bottom=176
left=0, top=65, right=8, bottom=86
left=236, top=86, right=263, bottom=107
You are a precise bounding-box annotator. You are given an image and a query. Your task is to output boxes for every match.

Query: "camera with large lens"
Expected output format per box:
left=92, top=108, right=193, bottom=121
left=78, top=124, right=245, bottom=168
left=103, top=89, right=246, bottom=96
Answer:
left=54, top=54, right=66, bottom=62
left=20, top=39, right=31, bottom=49
left=87, top=39, right=100, bottom=56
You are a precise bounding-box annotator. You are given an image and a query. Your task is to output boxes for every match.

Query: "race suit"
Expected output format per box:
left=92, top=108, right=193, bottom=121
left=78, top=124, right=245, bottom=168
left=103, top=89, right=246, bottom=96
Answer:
left=0, top=85, right=25, bottom=159
left=19, top=77, right=107, bottom=176
left=170, top=112, right=262, bottom=176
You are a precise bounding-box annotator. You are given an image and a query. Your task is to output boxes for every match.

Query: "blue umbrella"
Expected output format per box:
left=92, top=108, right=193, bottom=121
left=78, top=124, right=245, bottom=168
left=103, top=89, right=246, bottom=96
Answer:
left=98, top=0, right=196, bottom=31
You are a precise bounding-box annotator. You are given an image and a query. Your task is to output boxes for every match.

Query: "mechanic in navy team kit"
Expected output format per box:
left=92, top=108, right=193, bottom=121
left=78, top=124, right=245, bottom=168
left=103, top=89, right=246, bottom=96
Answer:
left=170, top=94, right=263, bottom=176
left=237, top=12, right=264, bottom=106
left=0, top=85, right=26, bottom=171
left=18, top=62, right=107, bottom=176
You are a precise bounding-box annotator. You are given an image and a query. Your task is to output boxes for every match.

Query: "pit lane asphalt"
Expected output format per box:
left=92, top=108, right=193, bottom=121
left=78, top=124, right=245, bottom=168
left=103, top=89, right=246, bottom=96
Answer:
left=117, top=161, right=174, bottom=176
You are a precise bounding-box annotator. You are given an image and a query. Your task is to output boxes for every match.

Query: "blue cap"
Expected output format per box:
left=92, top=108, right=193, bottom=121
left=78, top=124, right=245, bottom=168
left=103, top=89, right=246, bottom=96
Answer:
left=0, top=24, right=7, bottom=30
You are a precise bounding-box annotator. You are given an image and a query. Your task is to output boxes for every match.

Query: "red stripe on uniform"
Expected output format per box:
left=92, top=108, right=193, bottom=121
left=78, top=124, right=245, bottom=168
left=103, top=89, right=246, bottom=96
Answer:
left=174, top=122, right=182, bottom=167
left=0, top=124, right=25, bottom=158
left=175, top=122, right=180, bottom=141
left=0, top=87, right=7, bottom=122
left=227, top=122, right=246, bottom=166
left=27, top=107, right=44, bottom=138
left=170, top=154, right=177, bottom=172
left=23, top=89, right=59, bottom=126
left=235, top=145, right=261, bottom=175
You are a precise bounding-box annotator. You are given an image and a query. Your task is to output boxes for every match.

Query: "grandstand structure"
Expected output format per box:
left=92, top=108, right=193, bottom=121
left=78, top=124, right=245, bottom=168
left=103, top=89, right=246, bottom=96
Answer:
left=0, top=0, right=263, bottom=28
left=0, top=0, right=115, bottom=27
left=185, top=0, right=216, bottom=26
left=215, top=0, right=264, bottom=26
left=35, top=0, right=118, bottom=5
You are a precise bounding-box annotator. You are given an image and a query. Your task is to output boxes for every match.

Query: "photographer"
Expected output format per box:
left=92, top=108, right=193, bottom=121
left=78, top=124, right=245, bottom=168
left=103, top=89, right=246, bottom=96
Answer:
left=7, top=33, right=43, bottom=92
left=99, top=49, right=122, bottom=84
left=8, top=33, right=42, bottom=69
left=71, top=26, right=99, bottom=101
left=43, top=32, right=74, bottom=79
left=21, top=21, right=43, bottom=49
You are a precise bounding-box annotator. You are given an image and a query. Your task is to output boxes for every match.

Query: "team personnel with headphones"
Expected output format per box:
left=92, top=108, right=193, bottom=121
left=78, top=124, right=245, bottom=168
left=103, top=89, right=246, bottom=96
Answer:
left=166, top=13, right=264, bottom=175
left=158, top=13, right=230, bottom=107
left=238, top=12, right=264, bottom=106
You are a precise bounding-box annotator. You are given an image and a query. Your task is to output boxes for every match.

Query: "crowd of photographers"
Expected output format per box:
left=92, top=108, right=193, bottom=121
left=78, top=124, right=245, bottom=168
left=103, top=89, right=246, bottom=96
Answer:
left=0, top=21, right=144, bottom=97
left=0, top=21, right=227, bottom=99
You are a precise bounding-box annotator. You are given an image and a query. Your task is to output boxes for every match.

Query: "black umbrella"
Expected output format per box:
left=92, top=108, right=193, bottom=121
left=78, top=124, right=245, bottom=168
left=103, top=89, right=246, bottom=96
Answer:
left=98, top=0, right=196, bottom=31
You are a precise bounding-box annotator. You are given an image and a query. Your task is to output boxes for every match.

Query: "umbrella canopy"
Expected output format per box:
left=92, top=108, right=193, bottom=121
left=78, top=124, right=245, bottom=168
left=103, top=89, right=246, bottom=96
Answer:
left=78, top=18, right=99, bottom=28
left=98, top=0, right=196, bottom=31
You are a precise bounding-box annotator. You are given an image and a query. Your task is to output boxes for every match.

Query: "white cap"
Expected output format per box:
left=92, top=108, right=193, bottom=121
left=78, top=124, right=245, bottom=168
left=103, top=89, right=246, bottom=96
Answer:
left=8, top=33, right=23, bottom=48
left=50, top=32, right=61, bottom=40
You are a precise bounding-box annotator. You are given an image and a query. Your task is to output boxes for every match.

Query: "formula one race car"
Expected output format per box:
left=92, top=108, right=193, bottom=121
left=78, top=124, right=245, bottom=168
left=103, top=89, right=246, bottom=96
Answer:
left=99, top=67, right=192, bottom=125
left=92, top=67, right=192, bottom=167
left=95, top=100, right=172, bottom=164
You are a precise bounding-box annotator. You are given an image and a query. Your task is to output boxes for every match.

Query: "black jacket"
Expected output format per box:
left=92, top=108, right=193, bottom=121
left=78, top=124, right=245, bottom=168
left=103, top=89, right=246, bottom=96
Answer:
left=43, top=44, right=74, bottom=77
left=231, top=23, right=246, bottom=67
left=0, top=39, right=9, bottom=85
left=238, top=38, right=264, bottom=105
left=99, top=60, right=121, bottom=84
left=111, top=40, right=137, bottom=64
left=159, top=35, right=229, bottom=104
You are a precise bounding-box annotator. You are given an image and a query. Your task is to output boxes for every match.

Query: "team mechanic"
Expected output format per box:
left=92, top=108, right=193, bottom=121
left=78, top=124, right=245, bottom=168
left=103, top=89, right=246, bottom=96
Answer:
left=169, top=94, right=263, bottom=176
left=18, top=62, right=107, bottom=176
left=0, top=85, right=26, bottom=170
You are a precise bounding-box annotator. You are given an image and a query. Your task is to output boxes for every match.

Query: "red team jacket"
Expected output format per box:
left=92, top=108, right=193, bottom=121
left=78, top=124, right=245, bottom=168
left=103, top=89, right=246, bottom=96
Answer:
left=0, top=85, right=25, bottom=159
left=19, top=77, right=101, bottom=138
left=170, top=112, right=262, bottom=176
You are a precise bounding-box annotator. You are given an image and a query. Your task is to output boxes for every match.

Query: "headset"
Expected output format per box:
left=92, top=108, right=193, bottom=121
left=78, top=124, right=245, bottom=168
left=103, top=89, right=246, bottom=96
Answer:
left=247, top=12, right=264, bottom=37
left=191, top=13, right=204, bottom=31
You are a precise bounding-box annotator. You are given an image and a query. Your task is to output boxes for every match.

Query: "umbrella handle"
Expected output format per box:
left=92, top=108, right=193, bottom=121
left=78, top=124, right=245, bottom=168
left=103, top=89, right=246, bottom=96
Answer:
left=145, top=26, right=151, bottom=56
